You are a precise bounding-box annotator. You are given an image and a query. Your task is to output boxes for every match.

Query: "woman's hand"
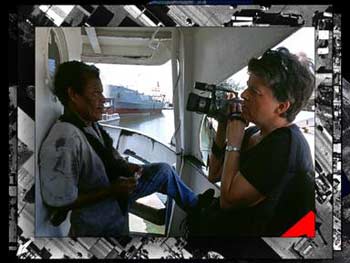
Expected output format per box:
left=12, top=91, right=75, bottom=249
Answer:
left=226, top=95, right=246, bottom=146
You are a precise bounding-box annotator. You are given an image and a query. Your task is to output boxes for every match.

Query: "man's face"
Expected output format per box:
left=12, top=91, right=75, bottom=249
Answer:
left=72, top=77, right=105, bottom=123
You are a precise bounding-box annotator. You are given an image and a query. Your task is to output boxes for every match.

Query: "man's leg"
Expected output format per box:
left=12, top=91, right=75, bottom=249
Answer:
left=129, top=163, right=198, bottom=211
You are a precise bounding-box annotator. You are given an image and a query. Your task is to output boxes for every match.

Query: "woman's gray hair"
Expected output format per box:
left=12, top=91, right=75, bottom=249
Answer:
left=248, top=47, right=315, bottom=122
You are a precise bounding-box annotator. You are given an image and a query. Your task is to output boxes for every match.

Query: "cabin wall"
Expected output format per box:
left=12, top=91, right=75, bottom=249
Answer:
left=191, top=27, right=297, bottom=84
left=168, top=29, right=221, bottom=235
left=35, top=27, right=82, bottom=236
left=179, top=29, right=196, bottom=155
left=171, top=28, right=182, bottom=165
left=62, top=28, right=83, bottom=62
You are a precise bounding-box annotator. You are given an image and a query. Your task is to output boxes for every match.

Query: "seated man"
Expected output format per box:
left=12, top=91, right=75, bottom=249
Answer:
left=39, top=61, right=213, bottom=237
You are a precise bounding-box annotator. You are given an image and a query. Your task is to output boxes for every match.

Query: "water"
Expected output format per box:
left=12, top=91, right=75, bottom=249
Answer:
left=113, top=110, right=211, bottom=158
left=115, top=109, right=175, bottom=146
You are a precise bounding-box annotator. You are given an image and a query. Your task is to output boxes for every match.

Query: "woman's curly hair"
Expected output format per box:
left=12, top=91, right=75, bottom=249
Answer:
left=248, top=47, right=315, bottom=122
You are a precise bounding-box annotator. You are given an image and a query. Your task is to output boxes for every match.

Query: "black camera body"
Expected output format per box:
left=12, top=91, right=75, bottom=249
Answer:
left=186, top=82, right=242, bottom=122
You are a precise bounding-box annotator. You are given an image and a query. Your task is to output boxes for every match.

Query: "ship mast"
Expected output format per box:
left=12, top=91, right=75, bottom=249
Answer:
left=152, top=81, right=165, bottom=102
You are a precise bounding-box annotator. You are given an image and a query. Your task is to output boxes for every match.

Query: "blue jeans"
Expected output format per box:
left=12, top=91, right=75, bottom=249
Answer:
left=128, top=163, right=198, bottom=211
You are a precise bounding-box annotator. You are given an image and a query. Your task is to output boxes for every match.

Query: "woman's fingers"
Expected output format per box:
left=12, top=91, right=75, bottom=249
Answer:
left=229, top=100, right=242, bottom=113
left=225, top=91, right=238, bottom=100
left=236, top=101, right=242, bottom=113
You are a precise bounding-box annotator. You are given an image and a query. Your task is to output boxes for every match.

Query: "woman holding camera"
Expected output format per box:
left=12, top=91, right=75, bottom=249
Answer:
left=191, top=47, right=315, bottom=236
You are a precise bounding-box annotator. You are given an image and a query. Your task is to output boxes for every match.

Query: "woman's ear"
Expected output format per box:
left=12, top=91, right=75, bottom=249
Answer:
left=276, top=101, right=291, bottom=115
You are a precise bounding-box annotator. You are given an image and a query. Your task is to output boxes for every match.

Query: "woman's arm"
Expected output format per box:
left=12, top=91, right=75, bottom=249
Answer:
left=219, top=117, right=265, bottom=210
left=219, top=119, right=245, bottom=208
left=208, top=120, right=227, bottom=183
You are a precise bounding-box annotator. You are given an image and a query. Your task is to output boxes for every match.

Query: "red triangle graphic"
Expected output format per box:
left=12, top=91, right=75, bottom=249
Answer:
left=281, top=211, right=315, bottom=237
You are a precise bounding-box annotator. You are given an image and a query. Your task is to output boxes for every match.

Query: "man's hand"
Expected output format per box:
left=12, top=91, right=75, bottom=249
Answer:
left=110, top=177, right=137, bottom=199
left=128, top=163, right=142, bottom=173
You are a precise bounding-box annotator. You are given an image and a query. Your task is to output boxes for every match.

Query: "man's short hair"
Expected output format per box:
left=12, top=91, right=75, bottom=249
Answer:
left=53, top=61, right=100, bottom=106
left=248, top=47, right=315, bottom=122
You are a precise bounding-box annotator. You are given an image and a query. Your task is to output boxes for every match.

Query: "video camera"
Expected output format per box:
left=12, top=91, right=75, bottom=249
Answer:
left=186, top=81, right=243, bottom=122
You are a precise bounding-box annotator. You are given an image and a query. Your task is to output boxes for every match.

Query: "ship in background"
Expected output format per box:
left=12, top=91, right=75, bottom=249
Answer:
left=104, top=83, right=166, bottom=116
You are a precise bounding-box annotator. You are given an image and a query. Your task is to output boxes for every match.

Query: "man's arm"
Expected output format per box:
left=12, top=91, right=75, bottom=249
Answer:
left=47, top=185, right=115, bottom=225
left=40, top=127, right=135, bottom=220
left=65, top=177, right=136, bottom=207
left=47, top=177, right=136, bottom=225
left=111, top=146, right=143, bottom=174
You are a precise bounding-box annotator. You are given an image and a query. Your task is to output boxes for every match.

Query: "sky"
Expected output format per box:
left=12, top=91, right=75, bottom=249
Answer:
left=226, top=27, right=315, bottom=92
left=95, top=27, right=314, bottom=102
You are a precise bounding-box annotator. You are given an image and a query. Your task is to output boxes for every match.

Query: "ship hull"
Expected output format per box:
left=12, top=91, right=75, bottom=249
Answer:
left=104, top=85, right=165, bottom=116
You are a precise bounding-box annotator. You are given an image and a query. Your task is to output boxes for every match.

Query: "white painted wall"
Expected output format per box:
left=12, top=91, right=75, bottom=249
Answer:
left=35, top=27, right=82, bottom=236
left=191, top=27, right=297, bottom=84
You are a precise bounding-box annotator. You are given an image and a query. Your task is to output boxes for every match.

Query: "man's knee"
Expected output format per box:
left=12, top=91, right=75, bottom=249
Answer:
left=148, top=162, right=172, bottom=173
left=155, top=163, right=175, bottom=178
left=157, top=162, right=173, bottom=171
left=142, top=162, right=174, bottom=180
